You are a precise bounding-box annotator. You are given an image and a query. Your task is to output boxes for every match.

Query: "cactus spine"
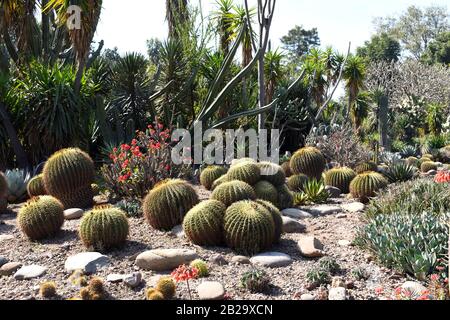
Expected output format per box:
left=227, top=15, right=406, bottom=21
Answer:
left=421, top=161, right=438, bottom=173
left=355, top=161, right=378, bottom=174
left=287, top=174, right=309, bottom=192
left=253, top=181, right=278, bottom=206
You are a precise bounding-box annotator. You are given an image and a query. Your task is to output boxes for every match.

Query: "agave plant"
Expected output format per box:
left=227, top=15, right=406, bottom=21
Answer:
left=294, top=179, right=330, bottom=205
left=378, top=151, right=401, bottom=166
left=5, top=169, right=32, bottom=203
left=383, top=163, right=417, bottom=184
left=400, top=145, right=418, bottom=158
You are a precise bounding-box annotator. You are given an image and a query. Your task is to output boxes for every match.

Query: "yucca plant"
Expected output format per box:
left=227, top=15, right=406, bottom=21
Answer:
left=294, top=179, right=330, bottom=205
left=383, top=163, right=417, bottom=183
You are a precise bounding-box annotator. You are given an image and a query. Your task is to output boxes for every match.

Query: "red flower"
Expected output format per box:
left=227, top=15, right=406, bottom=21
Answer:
left=375, top=287, right=384, bottom=295
left=430, top=274, right=439, bottom=282
left=171, top=265, right=199, bottom=282
left=121, top=144, right=131, bottom=151
left=131, top=139, right=138, bottom=146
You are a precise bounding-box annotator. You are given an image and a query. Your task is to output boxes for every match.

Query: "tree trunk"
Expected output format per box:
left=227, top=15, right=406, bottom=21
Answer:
left=258, top=53, right=266, bottom=130
left=0, top=102, right=29, bottom=169
left=378, top=94, right=390, bottom=151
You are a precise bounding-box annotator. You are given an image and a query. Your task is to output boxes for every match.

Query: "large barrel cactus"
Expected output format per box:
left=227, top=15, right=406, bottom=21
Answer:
left=183, top=200, right=226, bottom=246
left=253, top=181, right=278, bottom=206
left=200, top=166, right=227, bottom=191
left=350, top=172, right=388, bottom=203
left=255, top=200, right=283, bottom=243
left=287, top=174, right=309, bottom=192
left=258, top=162, right=286, bottom=186
left=278, top=184, right=294, bottom=210
left=27, top=174, right=47, bottom=197
left=223, top=200, right=275, bottom=255
left=227, top=162, right=261, bottom=186
left=290, top=147, right=325, bottom=180
left=79, top=206, right=129, bottom=251
left=421, top=161, right=438, bottom=173
left=43, top=148, right=95, bottom=209
left=211, top=180, right=256, bottom=207
left=355, top=161, right=378, bottom=174
left=17, top=196, right=65, bottom=240
left=324, top=167, right=356, bottom=194
left=281, top=161, right=292, bottom=178
left=143, top=179, right=199, bottom=231
left=211, top=174, right=229, bottom=191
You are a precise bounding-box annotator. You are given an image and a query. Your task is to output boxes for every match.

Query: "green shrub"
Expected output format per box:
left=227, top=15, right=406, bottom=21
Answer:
left=294, top=179, right=330, bottom=205
left=240, top=269, right=270, bottom=293
left=306, top=268, right=331, bottom=286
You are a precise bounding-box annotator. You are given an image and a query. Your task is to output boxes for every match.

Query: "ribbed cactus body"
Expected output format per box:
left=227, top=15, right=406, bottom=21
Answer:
left=253, top=181, right=278, bottom=206
left=255, top=200, right=283, bottom=243
left=355, top=161, right=378, bottom=174
left=0, top=171, right=7, bottom=198
left=287, top=174, right=309, bottom=192
left=183, top=200, right=225, bottom=246
left=211, top=174, right=229, bottom=191
left=227, top=162, right=261, bottom=186
left=281, top=162, right=292, bottom=177
left=350, top=172, right=388, bottom=203
left=290, top=147, right=325, bottom=180
left=406, top=157, right=420, bottom=167
left=324, top=167, right=356, bottom=194
left=43, top=148, right=95, bottom=209
left=211, top=180, right=256, bottom=207
left=27, top=174, right=47, bottom=197
left=421, top=161, right=438, bottom=173
left=230, top=158, right=257, bottom=168
left=79, top=206, right=129, bottom=251
left=223, top=201, right=275, bottom=255
left=278, top=184, right=294, bottom=210
left=200, top=166, right=228, bottom=190
left=143, top=179, right=199, bottom=231
left=258, top=162, right=286, bottom=186
left=17, top=196, right=64, bottom=240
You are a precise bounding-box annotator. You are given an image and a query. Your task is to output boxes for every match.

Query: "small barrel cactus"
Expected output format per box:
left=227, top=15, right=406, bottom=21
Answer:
left=421, top=161, right=438, bottom=173
left=146, top=289, right=165, bottom=300
left=278, top=184, right=294, bottom=210
left=422, top=153, right=434, bottom=161
left=290, top=147, right=326, bottom=180
left=143, top=179, right=199, bottom=231
left=200, top=166, right=228, bottom=190
left=287, top=174, right=309, bottom=192
left=281, top=161, right=292, bottom=178
left=224, top=200, right=275, bottom=255
left=255, top=199, right=283, bottom=243
left=406, top=157, right=420, bottom=168
left=17, top=196, right=64, bottom=240
left=258, top=162, right=286, bottom=186
left=227, top=162, right=261, bottom=186
left=43, top=148, right=95, bottom=209
left=156, top=277, right=176, bottom=299
left=183, top=200, right=225, bottom=246
left=27, top=174, right=47, bottom=197
left=253, top=181, right=278, bottom=206
left=230, top=158, right=257, bottom=168
left=79, top=206, right=129, bottom=251
left=190, top=259, right=209, bottom=277
left=211, top=180, right=256, bottom=207
left=350, top=172, right=388, bottom=203
left=355, top=161, right=378, bottom=174
left=0, top=171, right=7, bottom=198
left=324, top=167, right=356, bottom=194
left=211, top=174, right=229, bottom=191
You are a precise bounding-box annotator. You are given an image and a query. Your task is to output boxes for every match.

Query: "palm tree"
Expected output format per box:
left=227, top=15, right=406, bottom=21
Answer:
left=228, top=4, right=256, bottom=67
left=304, top=48, right=327, bottom=107
left=264, top=49, right=285, bottom=104
left=343, top=54, right=366, bottom=121
left=212, top=0, right=234, bottom=55
left=166, top=0, right=189, bottom=40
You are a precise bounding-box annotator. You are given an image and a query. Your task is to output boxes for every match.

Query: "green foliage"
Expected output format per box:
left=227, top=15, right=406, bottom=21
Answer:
left=17, top=196, right=64, bottom=240
left=400, top=146, right=418, bottom=158
left=357, top=33, right=401, bottom=62
left=324, top=167, right=356, bottom=194
left=294, top=179, right=330, bottom=205
left=277, top=184, right=294, bottom=210
left=258, top=162, right=286, bottom=187
left=156, top=277, right=176, bottom=299
left=422, top=31, right=450, bottom=65
left=43, top=148, right=95, bottom=209
left=319, top=257, right=341, bottom=274
left=143, top=179, right=199, bottom=231
left=240, top=269, right=270, bottom=293
left=183, top=200, right=225, bottom=246
left=79, top=206, right=129, bottom=251
left=253, top=181, right=278, bottom=206
left=426, top=103, right=445, bottom=135
left=350, top=172, right=388, bottom=203
left=421, top=161, right=438, bottom=173
left=355, top=161, right=378, bottom=174
left=384, top=163, right=417, bottom=183
left=227, top=162, right=261, bottom=186
left=27, top=174, right=47, bottom=198
left=190, top=259, right=209, bottom=278
left=255, top=200, right=283, bottom=243
left=200, top=166, right=227, bottom=190
left=211, top=180, right=256, bottom=207
left=290, top=147, right=326, bottom=180
left=115, top=199, right=142, bottom=218
left=281, top=25, right=320, bottom=60
left=223, top=201, right=275, bottom=255
left=287, top=174, right=309, bottom=192
left=306, top=268, right=331, bottom=286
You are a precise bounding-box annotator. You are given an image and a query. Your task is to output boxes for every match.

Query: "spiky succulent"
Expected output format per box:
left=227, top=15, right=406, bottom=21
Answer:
left=39, top=282, right=57, bottom=298
left=253, top=181, right=278, bottom=206
left=17, top=196, right=65, bottom=240
left=258, top=162, right=286, bottom=186
left=143, top=179, right=199, bottom=231
left=183, top=200, right=225, bottom=246
left=400, top=145, right=418, bottom=158
left=290, top=147, right=326, bottom=180
left=146, top=289, right=165, bottom=300
left=227, top=162, right=261, bottom=186
left=211, top=174, right=229, bottom=191
left=4, top=169, right=31, bottom=203
left=27, top=174, right=47, bottom=197
left=156, top=277, right=176, bottom=299
left=287, top=174, right=309, bottom=192
left=355, top=161, right=378, bottom=174
left=211, top=180, right=256, bottom=207
left=255, top=199, right=283, bottom=243
left=384, top=163, right=417, bottom=183
left=43, top=148, right=95, bottom=209
left=223, top=200, right=275, bottom=255
left=190, top=259, right=209, bottom=277
left=200, top=166, right=228, bottom=190
left=277, top=184, right=294, bottom=210
left=281, top=162, right=292, bottom=177
left=240, top=269, right=270, bottom=293
left=421, top=161, right=438, bottom=173
left=301, top=179, right=330, bottom=204
left=79, top=206, right=129, bottom=251
left=324, top=167, right=356, bottom=194
left=350, top=172, right=388, bottom=203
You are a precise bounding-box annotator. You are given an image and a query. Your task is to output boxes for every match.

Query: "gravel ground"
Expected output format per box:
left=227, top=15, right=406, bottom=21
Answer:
left=0, top=186, right=409, bottom=301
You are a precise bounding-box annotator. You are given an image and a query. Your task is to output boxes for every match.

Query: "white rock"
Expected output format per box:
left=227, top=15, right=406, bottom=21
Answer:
left=300, top=294, right=315, bottom=301
left=401, top=281, right=428, bottom=298
left=329, top=287, right=347, bottom=300
left=135, top=249, right=199, bottom=271
left=282, top=217, right=306, bottom=233
left=197, top=281, right=225, bottom=300
left=65, top=252, right=109, bottom=274
left=0, top=234, right=14, bottom=242
left=298, top=236, right=325, bottom=258
left=107, top=274, right=125, bottom=283
left=338, top=240, right=352, bottom=247
left=250, top=252, right=293, bottom=268
left=123, top=272, right=142, bottom=288
left=64, top=208, right=84, bottom=220
left=14, top=265, right=47, bottom=280
left=341, top=202, right=365, bottom=213
left=282, top=208, right=313, bottom=219
left=306, top=205, right=341, bottom=216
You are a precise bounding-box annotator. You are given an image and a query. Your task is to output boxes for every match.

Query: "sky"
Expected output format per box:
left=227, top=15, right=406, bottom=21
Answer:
left=95, top=0, right=449, bottom=56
